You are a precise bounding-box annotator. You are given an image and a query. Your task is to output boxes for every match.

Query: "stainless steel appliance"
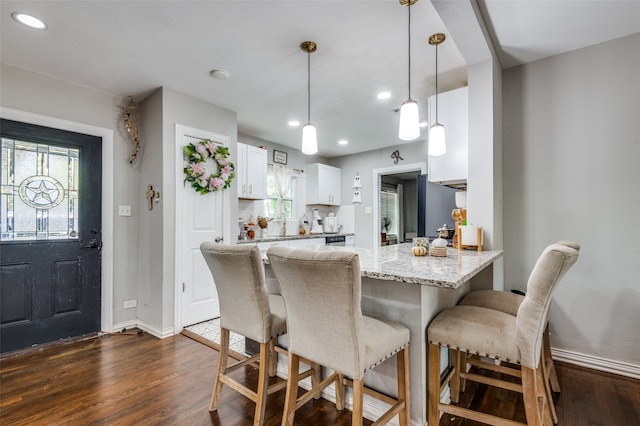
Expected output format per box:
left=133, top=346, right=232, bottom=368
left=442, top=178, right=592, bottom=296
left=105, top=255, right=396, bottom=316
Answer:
left=325, top=235, right=346, bottom=246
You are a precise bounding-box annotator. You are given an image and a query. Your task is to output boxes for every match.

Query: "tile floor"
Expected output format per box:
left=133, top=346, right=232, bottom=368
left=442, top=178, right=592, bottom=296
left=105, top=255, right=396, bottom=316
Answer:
left=184, top=317, right=246, bottom=353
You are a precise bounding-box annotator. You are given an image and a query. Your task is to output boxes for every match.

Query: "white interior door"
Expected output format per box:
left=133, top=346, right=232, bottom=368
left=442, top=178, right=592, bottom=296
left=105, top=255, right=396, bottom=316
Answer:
left=177, top=127, right=226, bottom=327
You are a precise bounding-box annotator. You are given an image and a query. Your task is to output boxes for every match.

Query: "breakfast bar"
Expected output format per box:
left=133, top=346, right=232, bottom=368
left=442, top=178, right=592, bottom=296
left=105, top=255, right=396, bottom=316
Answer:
left=266, top=243, right=503, bottom=425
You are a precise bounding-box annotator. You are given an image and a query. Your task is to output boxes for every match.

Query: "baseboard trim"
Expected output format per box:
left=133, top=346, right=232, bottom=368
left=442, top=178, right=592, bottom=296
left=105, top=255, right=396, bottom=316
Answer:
left=551, top=347, right=640, bottom=380
left=112, top=320, right=174, bottom=339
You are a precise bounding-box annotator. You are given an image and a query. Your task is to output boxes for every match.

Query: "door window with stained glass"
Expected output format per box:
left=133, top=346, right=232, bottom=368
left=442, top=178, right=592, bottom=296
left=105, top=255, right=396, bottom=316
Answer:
left=1, top=137, right=80, bottom=241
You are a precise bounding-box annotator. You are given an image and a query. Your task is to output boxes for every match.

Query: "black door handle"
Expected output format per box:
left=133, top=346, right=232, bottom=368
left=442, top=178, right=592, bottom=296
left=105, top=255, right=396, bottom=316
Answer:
left=83, top=239, right=103, bottom=250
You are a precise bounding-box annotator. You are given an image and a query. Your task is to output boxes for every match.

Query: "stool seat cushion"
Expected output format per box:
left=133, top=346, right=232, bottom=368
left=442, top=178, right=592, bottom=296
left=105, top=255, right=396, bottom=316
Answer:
left=428, top=305, right=521, bottom=364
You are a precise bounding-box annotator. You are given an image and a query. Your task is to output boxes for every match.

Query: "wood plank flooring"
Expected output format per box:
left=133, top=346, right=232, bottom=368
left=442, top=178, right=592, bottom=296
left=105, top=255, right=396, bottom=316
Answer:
left=1, top=332, right=639, bottom=425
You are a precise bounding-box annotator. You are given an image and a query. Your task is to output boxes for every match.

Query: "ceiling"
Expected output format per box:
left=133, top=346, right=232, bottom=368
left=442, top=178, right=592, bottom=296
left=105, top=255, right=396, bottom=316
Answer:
left=2, top=1, right=639, bottom=158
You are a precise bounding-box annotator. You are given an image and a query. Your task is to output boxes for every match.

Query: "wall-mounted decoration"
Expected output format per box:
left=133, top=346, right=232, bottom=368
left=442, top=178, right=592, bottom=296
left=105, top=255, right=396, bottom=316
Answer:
left=273, top=149, right=288, bottom=165
left=183, top=139, right=235, bottom=195
left=123, top=97, right=141, bottom=164
left=391, top=150, right=404, bottom=164
left=145, top=185, right=160, bottom=210
left=352, top=172, right=362, bottom=203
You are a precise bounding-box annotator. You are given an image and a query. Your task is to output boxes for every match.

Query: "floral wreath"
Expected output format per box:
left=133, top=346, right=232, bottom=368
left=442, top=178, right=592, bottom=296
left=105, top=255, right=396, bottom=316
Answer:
left=183, top=139, right=235, bottom=195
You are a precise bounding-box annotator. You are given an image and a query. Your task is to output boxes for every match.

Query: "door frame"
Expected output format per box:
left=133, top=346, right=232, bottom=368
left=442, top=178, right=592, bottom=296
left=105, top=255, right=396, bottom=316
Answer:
left=1, top=107, right=115, bottom=333
left=173, top=124, right=231, bottom=332
left=372, top=162, right=426, bottom=248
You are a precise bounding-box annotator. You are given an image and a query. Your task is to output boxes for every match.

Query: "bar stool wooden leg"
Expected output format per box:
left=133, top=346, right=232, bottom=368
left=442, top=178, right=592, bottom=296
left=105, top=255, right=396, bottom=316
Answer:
left=335, top=373, right=346, bottom=410
left=428, top=343, right=442, bottom=426
left=397, top=346, right=411, bottom=426
left=281, top=353, right=300, bottom=426
left=449, top=348, right=461, bottom=403
left=543, top=325, right=561, bottom=393
left=210, top=328, right=230, bottom=411
left=311, top=361, right=322, bottom=400
left=351, top=378, right=364, bottom=426
left=253, top=342, right=270, bottom=426
left=522, top=364, right=553, bottom=426
left=268, top=339, right=277, bottom=377
left=459, top=352, right=468, bottom=392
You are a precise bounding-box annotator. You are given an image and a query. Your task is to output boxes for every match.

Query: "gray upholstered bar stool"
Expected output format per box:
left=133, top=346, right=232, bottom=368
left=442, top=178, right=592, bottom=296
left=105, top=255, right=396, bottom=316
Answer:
left=457, top=240, right=580, bottom=423
left=267, top=246, right=411, bottom=426
left=200, top=243, right=318, bottom=426
left=427, top=243, right=579, bottom=426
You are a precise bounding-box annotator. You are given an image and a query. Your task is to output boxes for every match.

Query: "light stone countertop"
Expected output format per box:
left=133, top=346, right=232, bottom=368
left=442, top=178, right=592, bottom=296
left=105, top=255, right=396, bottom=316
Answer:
left=238, top=233, right=354, bottom=244
left=266, top=243, right=503, bottom=289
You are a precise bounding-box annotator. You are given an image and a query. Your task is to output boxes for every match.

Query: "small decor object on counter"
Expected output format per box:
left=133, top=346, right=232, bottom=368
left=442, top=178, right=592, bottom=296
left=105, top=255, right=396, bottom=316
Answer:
left=183, top=139, right=235, bottom=195
left=413, top=237, right=429, bottom=248
left=430, top=237, right=448, bottom=257
left=430, top=246, right=447, bottom=257
left=257, top=216, right=269, bottom=229
left=437, top=224, right=455, bottom=239
left=412, top=246, right=428, bottom=256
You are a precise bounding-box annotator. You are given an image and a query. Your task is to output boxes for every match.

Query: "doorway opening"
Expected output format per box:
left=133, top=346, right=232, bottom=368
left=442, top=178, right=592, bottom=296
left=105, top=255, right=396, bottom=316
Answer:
left=0, top=109, right=114, bottom=351
left=373, top=162, right=426, bottom=248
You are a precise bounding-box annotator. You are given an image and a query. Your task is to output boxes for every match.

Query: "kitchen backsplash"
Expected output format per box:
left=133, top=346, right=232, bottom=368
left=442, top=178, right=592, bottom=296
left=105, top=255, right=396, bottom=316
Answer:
left=238, top=199, right=345, bottom=237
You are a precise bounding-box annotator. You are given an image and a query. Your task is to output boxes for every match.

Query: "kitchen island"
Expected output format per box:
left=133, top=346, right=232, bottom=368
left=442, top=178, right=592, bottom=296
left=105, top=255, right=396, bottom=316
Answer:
left=267, top=243, right=503, bottom=425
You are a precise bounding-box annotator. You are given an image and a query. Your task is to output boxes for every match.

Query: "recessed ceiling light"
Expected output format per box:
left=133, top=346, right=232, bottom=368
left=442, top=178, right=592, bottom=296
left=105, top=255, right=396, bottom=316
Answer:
left=419, top=121, right=428, bottom=128
left=209, top=69, right=229, bottom=80
left=338, top=139, right=349, bottom=145
left=377, top=92, right=391, bottom=100
left=288, top=120, right=300, bottom=127
left=12, top=12, right=47, bottom=30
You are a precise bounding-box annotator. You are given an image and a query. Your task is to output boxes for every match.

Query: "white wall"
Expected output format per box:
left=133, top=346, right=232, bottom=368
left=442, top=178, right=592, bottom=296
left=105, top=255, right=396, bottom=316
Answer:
left=503, top=33, right=640, bottom=366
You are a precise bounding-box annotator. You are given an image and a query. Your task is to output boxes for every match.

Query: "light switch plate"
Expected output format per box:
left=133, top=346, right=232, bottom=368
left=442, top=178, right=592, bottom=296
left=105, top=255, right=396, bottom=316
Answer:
left=365, top=206, right=372, bottom=214
left=118, top=205, right=132, bottom=217
left=123, top=299, right=137, bottom=309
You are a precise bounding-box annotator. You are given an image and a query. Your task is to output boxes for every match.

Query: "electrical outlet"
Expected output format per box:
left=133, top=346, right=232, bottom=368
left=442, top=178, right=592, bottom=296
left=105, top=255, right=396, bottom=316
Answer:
left=123, top=299, right=137, bottom=309
left=365, top=206, right=372, bottom=214
left=118, top=205, right=132, bottom=217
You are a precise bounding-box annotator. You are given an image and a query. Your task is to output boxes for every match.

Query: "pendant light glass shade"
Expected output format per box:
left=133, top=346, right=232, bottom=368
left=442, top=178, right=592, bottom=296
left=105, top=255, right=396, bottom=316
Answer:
left=300, top=41, right=318, bottom=155
left=428, top=123, right=446, bottom=156
left=302, top=123, right=317, bottom=155
left=399, top=99, right=420, bottom=140
left=399, top=0, right=420, bottom=141
left=428, top=33, right=446, bottom=156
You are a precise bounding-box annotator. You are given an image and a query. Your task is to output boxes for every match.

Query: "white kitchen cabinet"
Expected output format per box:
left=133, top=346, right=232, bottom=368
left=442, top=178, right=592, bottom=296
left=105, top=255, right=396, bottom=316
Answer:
left=256, top=240, right=289, bottom=252
left=428, top=86, right=468, bottom=185
left=288, top=237, right=325, bottom=250
left=306, top=163, right=341, bottom=205
left=237, top=142, right=267, bottom=199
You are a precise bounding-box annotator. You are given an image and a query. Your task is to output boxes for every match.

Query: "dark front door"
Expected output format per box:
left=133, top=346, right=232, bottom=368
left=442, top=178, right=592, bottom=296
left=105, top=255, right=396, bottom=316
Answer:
left=0, top=119, right=102, bottom=353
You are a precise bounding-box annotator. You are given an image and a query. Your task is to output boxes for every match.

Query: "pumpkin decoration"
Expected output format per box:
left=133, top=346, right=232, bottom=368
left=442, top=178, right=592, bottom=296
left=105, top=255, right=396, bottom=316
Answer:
left=412, top=246, right=428, bottom=256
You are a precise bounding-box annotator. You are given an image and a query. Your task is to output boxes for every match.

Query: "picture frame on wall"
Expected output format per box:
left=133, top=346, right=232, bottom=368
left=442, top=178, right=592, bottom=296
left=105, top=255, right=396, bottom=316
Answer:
left=273, top=149, right=288, bottom=165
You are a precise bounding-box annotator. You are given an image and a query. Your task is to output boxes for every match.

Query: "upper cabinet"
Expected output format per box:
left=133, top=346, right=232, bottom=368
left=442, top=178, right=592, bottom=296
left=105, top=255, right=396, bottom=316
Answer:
left=306, top=163, right=341, bottom=205
left=428, top=86, right=468, bottom=186
left=237, top=142, right=267, bottom=199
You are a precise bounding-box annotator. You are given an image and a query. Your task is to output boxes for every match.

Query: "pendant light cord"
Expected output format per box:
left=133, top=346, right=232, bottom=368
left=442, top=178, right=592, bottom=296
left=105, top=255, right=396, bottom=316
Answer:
left=435, top=40, right=438, bottom=123
left=407, top=2, right=411, bottom=100
left=307, top=50, right=311, bottom=123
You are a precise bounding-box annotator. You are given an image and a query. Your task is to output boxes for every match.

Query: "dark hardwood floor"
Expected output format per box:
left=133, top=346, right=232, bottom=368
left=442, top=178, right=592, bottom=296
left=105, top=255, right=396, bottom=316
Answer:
left=1, top=332, right=638, bottom=425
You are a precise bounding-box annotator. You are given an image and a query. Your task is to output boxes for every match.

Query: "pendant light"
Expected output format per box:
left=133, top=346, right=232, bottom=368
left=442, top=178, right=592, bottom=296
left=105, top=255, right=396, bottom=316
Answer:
left=398, top=0, right=420, bottom=141
left=428, top=33, right=446, bottom=156
left=301, top=41, right=318, bottom=155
